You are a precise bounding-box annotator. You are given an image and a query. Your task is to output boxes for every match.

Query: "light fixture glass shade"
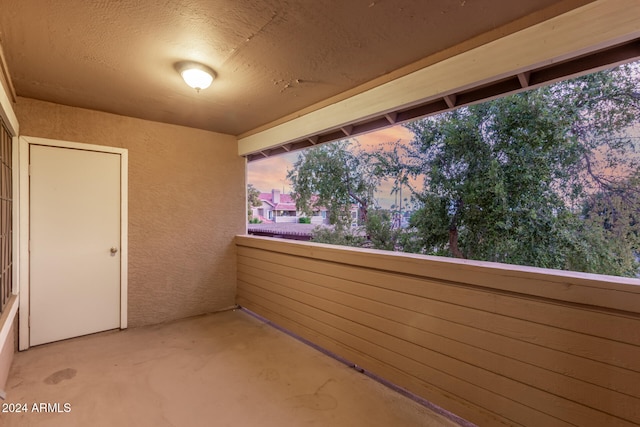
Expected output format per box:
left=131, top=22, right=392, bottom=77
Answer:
left=176, top=61, right=215, bottom=92
left=181, top=68, right=214, bottom=91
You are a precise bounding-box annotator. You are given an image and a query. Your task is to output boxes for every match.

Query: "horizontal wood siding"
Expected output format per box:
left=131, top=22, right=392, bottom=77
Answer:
left=235, top=235, right=640, bottom=427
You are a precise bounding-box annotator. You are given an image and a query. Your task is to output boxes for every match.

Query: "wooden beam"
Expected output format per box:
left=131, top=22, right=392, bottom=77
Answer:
left=517, top=72, right=531, bottom=88
left=443, top=94, right=457, bottom=109
left=239, top=0, right=640, bottom=156
left=282, top=144, right=291, bottom=152
left=340, top=125, right=353, bottom=136
left=384, top=112, right=398, bottom=124
left=247, top=36, right=640, bottom=163
left=259, top=151, right=268, bottom=158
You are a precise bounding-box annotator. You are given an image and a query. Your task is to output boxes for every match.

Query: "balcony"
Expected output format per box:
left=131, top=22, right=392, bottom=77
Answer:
left=0, top=1, right=639, bottom=426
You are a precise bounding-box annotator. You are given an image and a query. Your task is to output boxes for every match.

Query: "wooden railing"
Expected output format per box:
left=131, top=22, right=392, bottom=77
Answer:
left=236, top=235, right=640, bottom=427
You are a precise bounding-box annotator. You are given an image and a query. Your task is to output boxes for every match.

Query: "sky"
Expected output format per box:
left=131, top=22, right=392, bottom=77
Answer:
left=247, top=125, right=415, bottom=209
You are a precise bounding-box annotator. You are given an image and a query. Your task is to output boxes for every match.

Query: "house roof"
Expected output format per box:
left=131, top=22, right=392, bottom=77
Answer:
left=259, top=192, right=294, bottom=204
left=0, top=0, right=583, bottom=136
left=258, top=192, right=297, bottom=211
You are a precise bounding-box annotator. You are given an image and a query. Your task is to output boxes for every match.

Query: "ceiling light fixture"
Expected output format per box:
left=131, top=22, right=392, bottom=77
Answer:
left=176, top=61, right=215, bottom=92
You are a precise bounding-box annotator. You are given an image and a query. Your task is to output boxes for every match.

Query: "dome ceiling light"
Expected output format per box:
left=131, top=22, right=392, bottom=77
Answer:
left=176, top=61, right=216, bottom=92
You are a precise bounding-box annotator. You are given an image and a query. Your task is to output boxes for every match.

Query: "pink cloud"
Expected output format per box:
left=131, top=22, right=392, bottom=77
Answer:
left=247, top=152, right=298, bottom=193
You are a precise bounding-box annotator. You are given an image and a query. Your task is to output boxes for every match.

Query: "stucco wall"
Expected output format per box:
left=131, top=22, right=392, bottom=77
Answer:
left=16, top=97, right=245, bottom=327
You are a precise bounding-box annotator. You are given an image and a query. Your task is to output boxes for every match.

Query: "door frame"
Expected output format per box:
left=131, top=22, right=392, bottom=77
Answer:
left=18, top=136, right=128, bottom=350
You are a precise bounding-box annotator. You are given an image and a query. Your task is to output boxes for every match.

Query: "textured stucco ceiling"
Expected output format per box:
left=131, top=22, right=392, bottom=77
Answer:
left=0, top=0, right=588, bottom=136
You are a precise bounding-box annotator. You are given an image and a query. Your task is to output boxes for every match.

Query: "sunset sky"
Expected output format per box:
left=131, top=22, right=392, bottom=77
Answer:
left=247, top=125, right=415, bottom=209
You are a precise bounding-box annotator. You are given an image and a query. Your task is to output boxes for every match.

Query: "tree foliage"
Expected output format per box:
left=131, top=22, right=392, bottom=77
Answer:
left=365, top=209, right=400, bottom=251
left=581, top=171, right=640, bottom=276
left=287, top=140, right=378, bottom=228
left=311, top=225, right=365, bottom=247
left=247, top=184, right=262, bottom=219
left=371, top=63, right=640, bottom=276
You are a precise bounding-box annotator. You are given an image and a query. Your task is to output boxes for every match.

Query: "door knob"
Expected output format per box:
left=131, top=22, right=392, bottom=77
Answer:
left=110, top=247, right=118, bottom=254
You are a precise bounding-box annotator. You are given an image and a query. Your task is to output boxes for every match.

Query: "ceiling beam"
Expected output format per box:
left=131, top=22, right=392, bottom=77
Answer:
left=245, top=38, right=640, bottom=162
left=443, top=94, right=457, bottom=109
left=340, top=125, right=353, bottom=136
left=239, top=0, right=640, bottom=159
left=384, top=112, right=398, bottom=124
left=517, top=72, right=531, bottom=88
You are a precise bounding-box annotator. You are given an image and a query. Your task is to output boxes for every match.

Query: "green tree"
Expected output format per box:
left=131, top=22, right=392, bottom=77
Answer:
left=247, top=184, right=262, bottom=220
left=287, top=140, right=378, bottom=228
left=365, top=209, right=400, bottom=251
left=311, top=225, right=365, bottom=247
left=371, top=64, right=640, bottom=276
left=580, top=172, right=640, bottom=276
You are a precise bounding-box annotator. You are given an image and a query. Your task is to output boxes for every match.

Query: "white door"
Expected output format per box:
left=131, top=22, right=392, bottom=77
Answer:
left=29, top=144, right=121, bottom=346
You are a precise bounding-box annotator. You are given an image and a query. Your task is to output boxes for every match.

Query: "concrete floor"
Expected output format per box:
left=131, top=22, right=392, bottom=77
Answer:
left=1, top=309, right=460, bottom=427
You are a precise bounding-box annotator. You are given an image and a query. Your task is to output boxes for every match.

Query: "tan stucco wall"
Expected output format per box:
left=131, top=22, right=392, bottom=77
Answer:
left=0, top=313, right=16, bottom=391
left=16, top=97, right=245, bottom=327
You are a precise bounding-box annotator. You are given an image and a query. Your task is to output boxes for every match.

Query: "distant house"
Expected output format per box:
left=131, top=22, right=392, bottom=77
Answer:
left=251, top=189, right=358, bottom=225
left=251, top=189, right=329, bottom=224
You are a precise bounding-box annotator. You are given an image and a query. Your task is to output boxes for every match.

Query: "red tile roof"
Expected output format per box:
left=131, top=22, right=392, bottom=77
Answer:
left=259, top=192, right=295, bottom=204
